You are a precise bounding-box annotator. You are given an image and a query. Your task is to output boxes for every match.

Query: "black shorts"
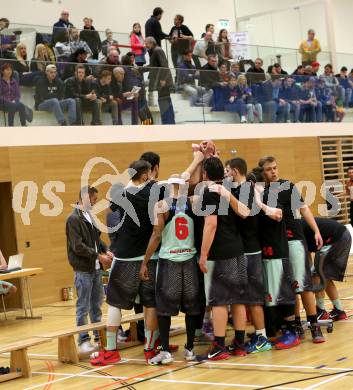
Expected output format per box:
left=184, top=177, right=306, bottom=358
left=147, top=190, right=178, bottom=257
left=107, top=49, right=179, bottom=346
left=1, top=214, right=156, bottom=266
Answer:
left=156, top=257, right=201, bottom=316
left=316, top=230, right=352, bottom=282
left=262, top=258, right=296, bottom=307
left=107, top=260, right=156, bottom=310
left=243, top=252, right=265, bottom=305
left=205, top=255, right=248, bottom=307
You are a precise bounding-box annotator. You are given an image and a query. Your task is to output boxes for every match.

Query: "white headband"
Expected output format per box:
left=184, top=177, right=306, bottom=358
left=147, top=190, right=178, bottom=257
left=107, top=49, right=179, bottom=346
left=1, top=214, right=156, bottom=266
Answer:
left=167, top=177, right=186, bottom=185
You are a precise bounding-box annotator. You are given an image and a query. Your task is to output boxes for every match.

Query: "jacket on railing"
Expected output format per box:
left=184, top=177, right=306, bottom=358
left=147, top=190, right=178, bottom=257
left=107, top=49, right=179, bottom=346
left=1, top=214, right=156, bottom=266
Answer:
left=64, top=76, right=93, bottom=99
left=34, top=77, right=64, bottom=108
left=0, top=77, right=20, bottom=102
left=147, top=46, right=173, bottom=91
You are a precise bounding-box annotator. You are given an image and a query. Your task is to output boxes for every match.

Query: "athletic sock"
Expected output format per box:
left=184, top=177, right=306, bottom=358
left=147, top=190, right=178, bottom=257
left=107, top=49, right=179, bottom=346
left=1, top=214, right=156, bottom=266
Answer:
left=156, top=316, right=170, bottom=352
left=195, top=328, right=203, bottom=337
left=214, top=336, right=225, bottom=347
left=144, top=328, right=161, bottom=351
left=332, top=299, right=343, bottom=311
left=284, top=319, right=296, bottom=334
left=307, top=315, right=318, bottom=326
left=106, top=330, right=117, bottom=351
left=255, top=328, right=267, bottom=338
left=185, top=314, right=198, bottom=350
left=234, top=330, right=245, bottom=345
left=316, top=297, right=326, bottom=310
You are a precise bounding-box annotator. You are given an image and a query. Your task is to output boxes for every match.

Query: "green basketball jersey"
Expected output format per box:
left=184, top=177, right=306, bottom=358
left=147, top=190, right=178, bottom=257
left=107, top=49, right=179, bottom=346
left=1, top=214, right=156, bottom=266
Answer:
left=159, top=197, right=197, bottom=262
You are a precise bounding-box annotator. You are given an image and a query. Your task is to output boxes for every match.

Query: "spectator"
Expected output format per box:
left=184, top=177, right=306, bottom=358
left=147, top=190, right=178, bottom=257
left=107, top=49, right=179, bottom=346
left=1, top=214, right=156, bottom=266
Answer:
left=322, top=64, right=340, bottom=95
left=0, top=249, right=17, bottom=297
left=199, top=54, right=220, bottom=106
left=178, top=49, right=205, bottom=106
left=52, top=9, right=73, bottom=45
left=279, top=77, right=301, bottom=122
left=130, top=23, right=146, bottom=66
left=62, top=48, right=94, bottom=80
left=193, top=32, right=215, bottom=67
left=80, top=17, right=101, bottom=60
left=92, top=70, right=119, bottom=125
left=311, top=61, right=320, bottom=76
left=219, top=62, right=230, bottom=83
left=30, top=43, right=53, bottom=74
left=246, top=58, right=265, bottom=83
left=273, top=63, right=288, bottom=75
left=237, top=74, right=263, bottom=123
left=35, top=64, right=77, bottom=125
left=64, top=64, right=101, bottom=125
left=216, top=29, right=233, bottom=66
left=299, top=29, right=321, bottom=66
left=145, top=7, right=169, bottom=47
left=169, top=15, right=193, bottom=69
left=0, top=63, right=33, bottom=126
left=336, top=66, right=353, bottom=108
left=315, top=76, right=335, bottom=122
left=224, top=75, right=247, bottom=123
left=201, top=23, right=215, bottom=38
left=230, top=62, right=241, bottom=78
left=55, top=27, right=93, bottom=59
left=14, top=43, right=42, bottom=86
left=145, top=36, right=175, bottom=124
left=292, top=65, right=307, bottom=82
left=101, top=29, right=119, bottom=57
left=299, top=78, right=322, bottom=122
left=99, top=48, right=120, bottom=74
left=66, top=186, right=112, bottom=355
left=0, top=18, right=16, bottom=58
left=111, top=67, right=139, bottom=125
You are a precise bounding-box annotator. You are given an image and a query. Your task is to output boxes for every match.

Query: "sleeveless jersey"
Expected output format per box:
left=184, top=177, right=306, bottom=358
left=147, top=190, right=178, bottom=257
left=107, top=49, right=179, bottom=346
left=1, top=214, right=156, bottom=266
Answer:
left=159, top=197, right=197, bottom=261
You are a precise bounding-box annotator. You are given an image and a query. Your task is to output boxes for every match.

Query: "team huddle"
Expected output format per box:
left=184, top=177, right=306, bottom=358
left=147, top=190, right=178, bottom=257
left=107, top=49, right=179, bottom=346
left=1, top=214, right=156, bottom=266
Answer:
left=88, top=141, right=351, bottom=366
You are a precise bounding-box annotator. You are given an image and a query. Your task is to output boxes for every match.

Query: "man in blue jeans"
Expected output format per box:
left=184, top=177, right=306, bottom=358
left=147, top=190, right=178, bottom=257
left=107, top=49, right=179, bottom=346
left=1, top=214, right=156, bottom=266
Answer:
left=35, top=64, right=77, bottom=125
left=66, top=186, right=113, bottom=355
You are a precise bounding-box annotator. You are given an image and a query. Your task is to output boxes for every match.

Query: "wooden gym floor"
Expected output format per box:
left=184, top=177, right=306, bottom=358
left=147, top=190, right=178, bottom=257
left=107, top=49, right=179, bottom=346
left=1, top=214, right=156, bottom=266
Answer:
left=1, top=256, right=353, bottom=390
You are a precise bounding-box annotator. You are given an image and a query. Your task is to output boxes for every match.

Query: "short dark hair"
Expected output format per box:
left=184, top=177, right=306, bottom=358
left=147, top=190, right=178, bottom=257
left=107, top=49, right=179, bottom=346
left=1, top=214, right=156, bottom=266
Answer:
left=129, top=160, right=151, bottom=180
left=153, top=7, right=163, bottom=16
left=140, top=151, right=160, bottom=171
left=341, top=66, right=348, bottom=72
left=75, top=64, right=85, bottom=72
left=79, top=186, right=98, bottom=200
left=325, top=63, right=333, bottom=70
left=203, top=157, right=224, bottom=181
left=74, top=48, right=87, bottom=57
left=258, top=156, right=276, bottom=168
left=347, top=166, right=353, bottom=173
left=100, top=70, right=112, bottom=79
left=247, top=167, right=264, bottom=183
left=0, top=18, right=10, bottom=28
left=183, top=49, right=193, bottom=55
left=228, top=158, right=247, bottom=176
left=205, top=23, right=214, bottom=31
left=175, top=14, right=184, bottom=23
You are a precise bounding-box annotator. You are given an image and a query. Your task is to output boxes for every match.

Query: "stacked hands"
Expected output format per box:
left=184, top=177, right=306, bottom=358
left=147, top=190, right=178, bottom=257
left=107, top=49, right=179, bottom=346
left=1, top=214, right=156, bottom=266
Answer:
left=98, top=251, right=114, bottom=270
left=192, top=140, right=219, bottom=159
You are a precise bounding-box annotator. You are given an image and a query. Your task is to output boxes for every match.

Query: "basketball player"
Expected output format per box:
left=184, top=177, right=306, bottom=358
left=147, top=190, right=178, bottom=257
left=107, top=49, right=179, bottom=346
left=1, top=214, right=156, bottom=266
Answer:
left=345, top=167, right=353, bottom=226
left=197, top=157, right=251, bottom=360
left=140, top=174, right=201, bottom=365
left=224, top=158, right=272, bottom=353
left=259, top=156, right=325, bottom=343
left=302, top=217, right=352, bottom=321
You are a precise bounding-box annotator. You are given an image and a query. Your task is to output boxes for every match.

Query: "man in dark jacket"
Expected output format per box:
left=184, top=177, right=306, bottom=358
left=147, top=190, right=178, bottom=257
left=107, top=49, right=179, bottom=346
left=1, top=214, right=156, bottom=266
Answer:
left=64, top=64, right=101, bottom=125
left=52, top=9, right=74, bottom=44
left=145, top=37, right=175, bottom=124
left=246, top=58, right=266, bottom=84
left=66, top=186, right=113, bottom=355
left=62, top=48, right=94, bottom=80
left=35, top=64, right=77, bottom=125
left=80, top=17, right=102, bottom=60
left=145, top=7, right=169, bottom=47
left=199, top=55, right=220, bottom=106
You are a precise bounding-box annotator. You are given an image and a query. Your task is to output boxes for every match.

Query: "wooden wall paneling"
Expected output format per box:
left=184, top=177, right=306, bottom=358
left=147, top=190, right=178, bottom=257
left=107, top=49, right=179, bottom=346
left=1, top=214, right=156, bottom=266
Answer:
left=0, top=148, right=11, bottom=182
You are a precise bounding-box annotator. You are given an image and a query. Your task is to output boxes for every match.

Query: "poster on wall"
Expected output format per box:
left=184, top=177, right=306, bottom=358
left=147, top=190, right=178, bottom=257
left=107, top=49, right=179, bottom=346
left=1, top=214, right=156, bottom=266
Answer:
left=229, top=31, right=251, bottom=61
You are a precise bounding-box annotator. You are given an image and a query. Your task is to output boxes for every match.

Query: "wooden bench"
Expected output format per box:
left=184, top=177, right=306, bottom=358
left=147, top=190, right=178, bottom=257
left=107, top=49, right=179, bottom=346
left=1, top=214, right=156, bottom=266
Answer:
left=0, top=338, right=51, bottom=382
left=38, top=313, right=145, bottom=363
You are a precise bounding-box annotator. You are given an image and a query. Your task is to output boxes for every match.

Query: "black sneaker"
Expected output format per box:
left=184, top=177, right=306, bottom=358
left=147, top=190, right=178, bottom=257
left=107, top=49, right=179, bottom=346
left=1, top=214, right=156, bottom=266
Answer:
left=196, top=342, right=230, bottom=361
left=310, top=325, right=325, bottom=343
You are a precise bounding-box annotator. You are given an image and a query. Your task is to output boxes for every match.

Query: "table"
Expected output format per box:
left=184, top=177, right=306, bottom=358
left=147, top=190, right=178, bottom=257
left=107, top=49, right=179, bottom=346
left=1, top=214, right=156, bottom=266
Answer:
left=0, top=268, right=43, bottom=320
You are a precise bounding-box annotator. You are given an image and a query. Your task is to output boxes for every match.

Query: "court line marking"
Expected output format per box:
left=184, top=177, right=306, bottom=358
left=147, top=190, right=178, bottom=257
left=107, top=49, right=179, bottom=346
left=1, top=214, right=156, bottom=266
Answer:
left=23, top=365, right=114, bottom=390
left=303, top=372, right=349, bottom=389
left=31, top=371, right=301, bottom=389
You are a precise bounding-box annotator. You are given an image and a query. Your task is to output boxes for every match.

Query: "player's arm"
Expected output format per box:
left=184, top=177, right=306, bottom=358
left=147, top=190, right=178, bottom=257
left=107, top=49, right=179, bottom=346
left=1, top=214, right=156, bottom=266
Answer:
left=253, top=184, right=283, bottom=221
left=140, top=203, right=166, bottom=281
left=210, top=184, right=250, bottom=219
left=182, top=151, right=205, bottom=193
left=300, top=205, right=323, bottom=250
left=199, top=215, right=217, bottom=273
